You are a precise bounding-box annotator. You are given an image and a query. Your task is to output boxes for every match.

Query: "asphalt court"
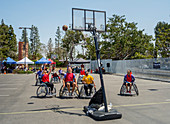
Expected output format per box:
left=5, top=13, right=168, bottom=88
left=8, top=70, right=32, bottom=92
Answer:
left=0, top=74, right=170, bottom=124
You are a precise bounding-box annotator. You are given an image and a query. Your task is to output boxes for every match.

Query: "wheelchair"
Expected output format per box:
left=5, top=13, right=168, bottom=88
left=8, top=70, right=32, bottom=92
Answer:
left=79, top=84, right=96, bottom=98
left=50, top=72, right=61, bottom=84
left=77, top=75, right=84, bottom=84
left=59, top=83, right=79, bottom=98
left=36, top=82, right=56, bottom=98
left=120, top=81, right=139, bottom=96
left=51, top=76, right=61, bottom=84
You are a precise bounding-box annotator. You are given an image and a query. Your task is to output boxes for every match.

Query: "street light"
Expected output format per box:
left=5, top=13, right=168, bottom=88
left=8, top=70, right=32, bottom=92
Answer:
left=19, top=27, right=32, bottom=70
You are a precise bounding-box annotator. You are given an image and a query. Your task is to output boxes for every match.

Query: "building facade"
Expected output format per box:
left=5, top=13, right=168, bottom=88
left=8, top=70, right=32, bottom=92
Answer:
left=18, top=41, right=28, bottom=60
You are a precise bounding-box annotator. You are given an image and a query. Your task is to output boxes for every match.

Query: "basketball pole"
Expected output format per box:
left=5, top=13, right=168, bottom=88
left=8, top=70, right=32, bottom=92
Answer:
left=92, top=29, right=108, bottom=112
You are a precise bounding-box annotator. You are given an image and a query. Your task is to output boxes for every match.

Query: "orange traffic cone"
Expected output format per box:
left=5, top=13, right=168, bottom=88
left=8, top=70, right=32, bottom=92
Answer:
left=4, top=71, right=6, bottom=74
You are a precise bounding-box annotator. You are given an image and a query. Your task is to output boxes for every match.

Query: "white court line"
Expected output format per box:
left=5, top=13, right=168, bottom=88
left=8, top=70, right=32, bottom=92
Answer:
left=0, top=84, right=23, bottom=86
left=0, top=95, right=9, bottom=96
left=0, top=88, right=17, bottom=90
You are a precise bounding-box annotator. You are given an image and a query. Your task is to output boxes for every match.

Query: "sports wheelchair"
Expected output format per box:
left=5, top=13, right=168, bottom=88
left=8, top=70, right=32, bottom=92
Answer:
left=50, top=73, right=61, bottom=84
left=120, top=81, right=139, bottom=96
left=36, top=82, right=56, bottom=98
left=79, top=84, right=96, bottom=98
left=59, top=83, right=79, bottom=98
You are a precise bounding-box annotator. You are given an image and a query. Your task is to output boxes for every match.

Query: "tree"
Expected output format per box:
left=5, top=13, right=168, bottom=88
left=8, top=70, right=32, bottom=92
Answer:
left=102, top=14, right=154, bottom=60
left=55, top=26, right=62, bottom=59
left=76, top=53, right=86, bottom=59
left=20, top=29, right=29, bottom=43
left=155, top=21, right=170, bottom=58
left=84, top=36, right=97, bottom=60
left=8, top=25, right=17, bottom=59
left=0, top=20, right=17, bottom=60
left=29, top=25, right=42, bottom=59
left=47, top=38, right=53, bottom=58
left=62, top=30, right=85, bottom=61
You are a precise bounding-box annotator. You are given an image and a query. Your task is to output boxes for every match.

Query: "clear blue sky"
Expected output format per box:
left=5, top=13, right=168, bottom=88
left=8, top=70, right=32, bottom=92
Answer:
left=1, top=0, right=170, bottom=47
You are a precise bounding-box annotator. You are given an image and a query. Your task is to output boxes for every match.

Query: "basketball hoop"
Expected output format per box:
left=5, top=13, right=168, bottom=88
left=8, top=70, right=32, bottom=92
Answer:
left=72, top=8, right=122, bottom=121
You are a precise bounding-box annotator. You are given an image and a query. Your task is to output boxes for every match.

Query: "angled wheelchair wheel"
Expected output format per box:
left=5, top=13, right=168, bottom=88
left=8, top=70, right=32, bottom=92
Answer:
left=36, top=84, right=47, bottom=98
left=92, top=87, right=97, bottom=95
left=77, top=77, right=82, bottom=84
left=120, top=84, right=126, bottom=95
left=51, top=78, right=59, bottom=84
left=79, top=86, right=85, bottom=97
left=74, top=87, right=80, bottom=97
left=59, top=85, right=68, bottom=97
left=133, top=83, right=139, bottom=96
left=79, top=85, right=96, bottom=98
left=53, top=87, right=57, bottom=97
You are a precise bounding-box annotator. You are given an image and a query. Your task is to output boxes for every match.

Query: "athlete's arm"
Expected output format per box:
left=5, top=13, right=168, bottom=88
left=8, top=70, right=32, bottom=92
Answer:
left=131, top=75, right=135, bottom=82
left=91, top=76, right=96, bottom=88
left=73, top=74, right=77, bottom=87
left=92, top=80, right=96, bottom=88
left=63, top=74, right=66, bottom=87
left=63, top=78, right=65, bottom=87
left=48, top=65, right=52, bottom=75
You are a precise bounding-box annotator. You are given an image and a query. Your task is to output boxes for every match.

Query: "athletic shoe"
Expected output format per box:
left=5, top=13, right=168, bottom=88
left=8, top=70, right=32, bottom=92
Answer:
left=49, top=93, right=53, bottom=96
left=129, top=91, right=131, bottom=93
left=67, top=92, right=69, bottom=96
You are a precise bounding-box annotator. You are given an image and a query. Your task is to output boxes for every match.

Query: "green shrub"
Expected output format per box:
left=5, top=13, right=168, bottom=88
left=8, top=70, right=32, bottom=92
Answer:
left=12, top=69, right=19, bottom=74
left=27, top=71, right=33, bottom=74
left=16, top=70, right=34, bottom=74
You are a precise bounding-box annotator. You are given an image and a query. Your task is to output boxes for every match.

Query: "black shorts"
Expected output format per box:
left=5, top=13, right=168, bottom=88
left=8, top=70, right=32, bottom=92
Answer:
left=66, top=81, right=74, bottom=87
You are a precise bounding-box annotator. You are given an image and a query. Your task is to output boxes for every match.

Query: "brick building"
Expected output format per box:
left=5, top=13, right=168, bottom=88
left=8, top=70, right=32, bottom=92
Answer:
left=18, top=41, right=29, bottom=60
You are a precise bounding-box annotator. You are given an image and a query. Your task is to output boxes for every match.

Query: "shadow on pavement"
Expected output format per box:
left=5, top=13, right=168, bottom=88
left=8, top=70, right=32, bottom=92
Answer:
left=30, top=96, right=54, bottom=99
left=148, top=89, right=158, bottom=91
left=27, top=105, right=85, bottom=117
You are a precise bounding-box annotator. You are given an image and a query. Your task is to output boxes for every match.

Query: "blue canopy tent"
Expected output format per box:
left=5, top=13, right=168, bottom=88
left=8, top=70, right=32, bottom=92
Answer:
left=3, top=57, right=16, bottom=64
left=35, top=57, right=51, bottom=64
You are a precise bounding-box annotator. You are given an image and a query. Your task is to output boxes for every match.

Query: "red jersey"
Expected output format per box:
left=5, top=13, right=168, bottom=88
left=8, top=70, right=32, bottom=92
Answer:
left=65, top=73, right=74, bottom=82
left=80, top=70, right=85, bottom=75
left=42, top=73, right=50, bottom=83
left=126, top=74, right=132, bottom=82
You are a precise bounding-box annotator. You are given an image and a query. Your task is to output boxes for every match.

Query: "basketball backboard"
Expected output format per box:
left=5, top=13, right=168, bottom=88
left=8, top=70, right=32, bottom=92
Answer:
left=72, top=8, right=106, bottom=32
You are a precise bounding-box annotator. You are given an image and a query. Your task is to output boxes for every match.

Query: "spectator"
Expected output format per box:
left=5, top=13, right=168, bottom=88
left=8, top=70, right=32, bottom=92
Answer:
left=81, top=64, right=84, bottom=68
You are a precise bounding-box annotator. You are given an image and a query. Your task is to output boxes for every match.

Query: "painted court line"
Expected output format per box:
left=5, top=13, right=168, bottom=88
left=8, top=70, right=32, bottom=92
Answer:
left=0, top=95, right=9, bottom=97
left=1, top=101, right=170, bottom=115
left=0, top=88, right=17, bottom=90
left=0, top=84, right=23, bottom=86
left=0, top=110, right=51, bottom=115
left=113, top=101, right=170, bottom=108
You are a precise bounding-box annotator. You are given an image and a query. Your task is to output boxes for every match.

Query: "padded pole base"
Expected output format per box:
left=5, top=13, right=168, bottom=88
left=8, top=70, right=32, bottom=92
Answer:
left=84, top=106, right=122, bottom=121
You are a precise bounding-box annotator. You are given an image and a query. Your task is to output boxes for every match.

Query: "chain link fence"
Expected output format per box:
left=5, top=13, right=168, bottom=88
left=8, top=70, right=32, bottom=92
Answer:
left=91, top=58, right=170, bottom=81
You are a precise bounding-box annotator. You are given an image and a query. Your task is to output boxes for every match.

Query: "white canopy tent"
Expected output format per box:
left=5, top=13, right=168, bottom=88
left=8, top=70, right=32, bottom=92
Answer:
left=17, top=57, right=34, bottom=64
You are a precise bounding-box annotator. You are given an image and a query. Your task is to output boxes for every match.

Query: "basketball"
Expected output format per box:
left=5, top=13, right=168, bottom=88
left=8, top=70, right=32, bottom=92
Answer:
left=62, top=25, right=68, bottom=31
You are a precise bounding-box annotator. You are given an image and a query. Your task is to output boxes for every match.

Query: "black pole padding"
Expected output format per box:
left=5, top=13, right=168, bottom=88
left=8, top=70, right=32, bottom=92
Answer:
left=93, top=30, right=108, bottom=112
left=89, top=87, right=103, bottom=106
